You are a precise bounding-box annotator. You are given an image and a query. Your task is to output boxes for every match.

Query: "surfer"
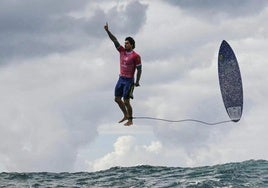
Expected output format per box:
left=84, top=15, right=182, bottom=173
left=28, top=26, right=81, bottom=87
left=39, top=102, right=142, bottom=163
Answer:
left=104, top=22, right=142, bottom=126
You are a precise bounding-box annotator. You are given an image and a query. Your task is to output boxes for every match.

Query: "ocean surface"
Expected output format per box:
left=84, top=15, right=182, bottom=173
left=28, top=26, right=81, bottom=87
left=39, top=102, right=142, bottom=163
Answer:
left=0, top=160, right=267, bottom=187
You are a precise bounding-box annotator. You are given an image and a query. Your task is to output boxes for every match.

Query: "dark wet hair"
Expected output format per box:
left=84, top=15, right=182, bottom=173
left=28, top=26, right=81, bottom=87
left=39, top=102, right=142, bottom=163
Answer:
left=125, top=36, right=135, bottom=49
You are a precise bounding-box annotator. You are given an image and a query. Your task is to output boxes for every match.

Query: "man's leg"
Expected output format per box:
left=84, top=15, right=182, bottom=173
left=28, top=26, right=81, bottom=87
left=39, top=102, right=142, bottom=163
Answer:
left=115, top=96, right=128, bottom=123
left=123, top=99, right=133, bottom=126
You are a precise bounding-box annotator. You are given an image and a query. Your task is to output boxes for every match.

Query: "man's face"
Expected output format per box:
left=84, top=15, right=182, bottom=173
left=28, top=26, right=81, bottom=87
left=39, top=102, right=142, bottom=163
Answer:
left=124, top=40, right=132, bottom=51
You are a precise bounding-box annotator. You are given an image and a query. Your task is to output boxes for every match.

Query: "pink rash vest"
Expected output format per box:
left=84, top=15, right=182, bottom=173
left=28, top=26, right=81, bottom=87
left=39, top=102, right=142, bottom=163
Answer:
left=117, top=45, right=141, bottom=78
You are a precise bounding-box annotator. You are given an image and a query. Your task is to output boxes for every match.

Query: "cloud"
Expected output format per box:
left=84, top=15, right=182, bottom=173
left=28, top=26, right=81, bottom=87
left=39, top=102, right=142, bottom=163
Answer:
left=0, top=48, right=113, bottom=171
left=0, top=0, right=88, bottom=61
left=89, top=135, right=166, bottom=171
left=0, top=0, right=148, bottom=62
left=106, top=1, right=148, bottom=35
left=165, top=0, right=268, bottom=19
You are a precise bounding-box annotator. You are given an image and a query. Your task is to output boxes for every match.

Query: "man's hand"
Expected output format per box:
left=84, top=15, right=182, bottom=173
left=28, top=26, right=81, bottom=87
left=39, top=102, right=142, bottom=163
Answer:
left=135, top=82, right=140, bottom=87
left=104, top=22, right=108, bottom=31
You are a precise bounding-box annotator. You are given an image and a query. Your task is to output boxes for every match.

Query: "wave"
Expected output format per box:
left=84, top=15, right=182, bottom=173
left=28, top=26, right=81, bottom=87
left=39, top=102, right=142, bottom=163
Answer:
left=0, top=160, right=267, bottom=187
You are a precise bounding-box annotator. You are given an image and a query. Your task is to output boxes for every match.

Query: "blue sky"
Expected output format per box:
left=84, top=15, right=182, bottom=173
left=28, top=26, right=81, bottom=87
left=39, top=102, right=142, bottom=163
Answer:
left=0, top=0, right=268, bottom=172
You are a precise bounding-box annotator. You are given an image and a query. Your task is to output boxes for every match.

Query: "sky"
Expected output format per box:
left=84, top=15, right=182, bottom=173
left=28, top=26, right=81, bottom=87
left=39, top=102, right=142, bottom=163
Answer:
left=0, top=0, right=268, bottom=172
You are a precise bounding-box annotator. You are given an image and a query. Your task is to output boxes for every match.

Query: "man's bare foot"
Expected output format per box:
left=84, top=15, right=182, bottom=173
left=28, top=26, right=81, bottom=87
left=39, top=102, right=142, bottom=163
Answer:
left=118, top=117, right=128, bottom=123
left=124, top=120, right=133, bottom=126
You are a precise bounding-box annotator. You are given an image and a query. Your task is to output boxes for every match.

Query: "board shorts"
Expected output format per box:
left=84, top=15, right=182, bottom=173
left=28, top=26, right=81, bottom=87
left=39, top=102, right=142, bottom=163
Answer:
left=115, top=76, right=134, bottom=99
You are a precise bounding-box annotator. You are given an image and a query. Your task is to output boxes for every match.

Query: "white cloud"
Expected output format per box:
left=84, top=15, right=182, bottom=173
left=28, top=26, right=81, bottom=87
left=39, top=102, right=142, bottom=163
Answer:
left=89, top=135, right=165, bottom=171
left=0, top=49, right=108, bottom=171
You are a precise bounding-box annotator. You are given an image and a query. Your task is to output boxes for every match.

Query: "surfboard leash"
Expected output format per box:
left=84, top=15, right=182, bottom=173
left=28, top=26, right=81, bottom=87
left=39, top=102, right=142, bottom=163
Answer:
left=132, top=116, right=233, bottom=126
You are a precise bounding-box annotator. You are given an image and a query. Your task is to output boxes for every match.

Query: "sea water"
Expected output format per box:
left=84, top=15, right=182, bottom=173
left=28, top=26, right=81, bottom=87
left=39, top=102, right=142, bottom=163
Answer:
left=0, top=160, right=267, bottom=187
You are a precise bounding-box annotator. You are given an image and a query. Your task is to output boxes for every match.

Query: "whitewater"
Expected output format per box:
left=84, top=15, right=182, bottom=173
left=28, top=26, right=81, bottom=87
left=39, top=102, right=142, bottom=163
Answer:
left=0, top=160, right=267, bottom=187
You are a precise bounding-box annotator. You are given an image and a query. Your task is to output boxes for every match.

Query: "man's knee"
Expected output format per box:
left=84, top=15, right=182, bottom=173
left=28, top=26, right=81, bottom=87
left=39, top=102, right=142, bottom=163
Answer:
left=123, top=99, right=130, bottom=106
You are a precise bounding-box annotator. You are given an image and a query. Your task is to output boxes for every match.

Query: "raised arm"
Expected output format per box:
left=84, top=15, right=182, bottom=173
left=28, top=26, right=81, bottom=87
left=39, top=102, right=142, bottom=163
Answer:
left=104, top=22, right=120, bottom=48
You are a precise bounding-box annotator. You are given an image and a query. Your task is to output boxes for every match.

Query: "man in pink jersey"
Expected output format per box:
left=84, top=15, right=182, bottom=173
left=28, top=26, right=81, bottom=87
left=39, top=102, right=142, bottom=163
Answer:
left=104, top=22, right=142, bottom=126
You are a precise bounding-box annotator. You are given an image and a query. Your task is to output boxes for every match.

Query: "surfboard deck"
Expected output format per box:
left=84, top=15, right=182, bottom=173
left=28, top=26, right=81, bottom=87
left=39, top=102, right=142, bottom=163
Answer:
left=218, top=40, right=243, bottom=122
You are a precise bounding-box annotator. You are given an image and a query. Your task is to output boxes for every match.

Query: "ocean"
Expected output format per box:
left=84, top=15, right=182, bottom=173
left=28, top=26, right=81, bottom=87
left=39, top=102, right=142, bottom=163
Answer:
left=0, top=160, right=267, bottom=187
